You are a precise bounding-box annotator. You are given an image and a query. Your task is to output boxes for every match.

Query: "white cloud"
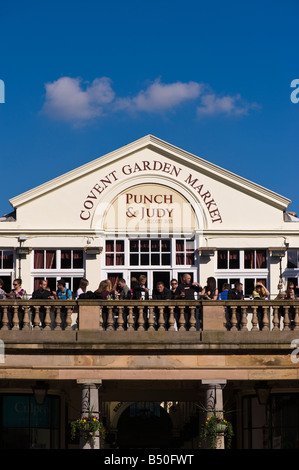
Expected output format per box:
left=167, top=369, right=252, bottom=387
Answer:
left=115, top=79, right=202, bottom=113
left=41, top=76, right=115, bottom=124
left=40, top=75, right=259, bottom=125
left=196, top=92, right=258, bottom=117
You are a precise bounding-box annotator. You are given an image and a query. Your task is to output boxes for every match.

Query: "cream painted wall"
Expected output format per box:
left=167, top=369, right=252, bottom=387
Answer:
left=5, top=146, right=291, bottom=233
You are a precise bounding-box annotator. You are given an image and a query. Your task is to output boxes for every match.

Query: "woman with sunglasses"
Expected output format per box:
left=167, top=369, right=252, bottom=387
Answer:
left=7, top=279, right=27, bottom=329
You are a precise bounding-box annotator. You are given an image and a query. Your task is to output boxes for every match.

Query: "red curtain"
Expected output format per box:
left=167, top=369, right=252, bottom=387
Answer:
left=46, top=251, right=56, bottom=269
left=256, top=250, right=266, bottom=269
left=34, top=251, right=44, bottom=269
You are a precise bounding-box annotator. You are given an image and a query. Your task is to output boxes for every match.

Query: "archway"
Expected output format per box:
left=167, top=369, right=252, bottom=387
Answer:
left=116, top=402, right=174, bottom=449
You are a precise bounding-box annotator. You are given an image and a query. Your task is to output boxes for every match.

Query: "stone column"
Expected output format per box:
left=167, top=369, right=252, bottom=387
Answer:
left=201, top=379, right=227, bottom=449
left=77, top=379, right=103, bottom=449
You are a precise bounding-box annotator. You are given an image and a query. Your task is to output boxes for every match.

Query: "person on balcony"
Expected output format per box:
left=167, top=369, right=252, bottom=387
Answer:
left=132, top=275, right=149, bottom=300
left=226, top=282, right=244, bottom=330
left=252, top=282, right=270, bottom=330
left=276, top=281, right=297, bottom=329
left=152, top=281, right=171, bottom=329
left=170, top=279, right=178, bottom=299
left=7, top=278, right=27, bottom=329
left=201, top=277, right=219, bottom=300
left=176, top=273, right=202, bottom=300
left=76, top=278, right=89, bottom=299
left=175, top=273, right=202, bottom=330
left=56, top=279, right=72, bottom=329
left=94, top=280, right=117, bottom=329
left=31, top=279, right=54, bottom=328
left=217, top=283, right=230, bottom=300
left=117, top=279, right=131, bottom=300
left=132, top=275, right=149, bottom=329
left=116, top=278, right=131, bottom=329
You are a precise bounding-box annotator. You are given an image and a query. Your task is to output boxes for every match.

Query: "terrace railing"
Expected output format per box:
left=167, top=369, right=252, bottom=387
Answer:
left=0, top=299, right=298, bottom=333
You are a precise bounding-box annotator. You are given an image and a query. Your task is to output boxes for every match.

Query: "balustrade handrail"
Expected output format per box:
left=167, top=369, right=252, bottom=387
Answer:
left=0, top=298, right=298, bottom=332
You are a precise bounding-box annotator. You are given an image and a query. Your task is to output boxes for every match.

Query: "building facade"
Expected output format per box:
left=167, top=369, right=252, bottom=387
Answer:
left=1, top=135, right=299, bottom=450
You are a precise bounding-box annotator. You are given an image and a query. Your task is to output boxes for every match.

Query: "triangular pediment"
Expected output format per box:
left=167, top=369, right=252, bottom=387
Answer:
left=9, top=135, right=290, bottom=211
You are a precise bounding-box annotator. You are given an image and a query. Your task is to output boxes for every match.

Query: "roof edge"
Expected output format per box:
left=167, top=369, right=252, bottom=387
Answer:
left=9, top=134, right=291, bottom=211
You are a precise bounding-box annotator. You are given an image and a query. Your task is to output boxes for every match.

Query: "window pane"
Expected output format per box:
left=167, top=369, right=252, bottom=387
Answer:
left=218, top=250, right=227, bottom=269
left=73, top=250, right=83, bottom=269
left=176, top=253, right=185, bottom=265
left=245, top=278, right=255, bottom=297
left=106, top=254, right=114, bottom=266
left=151, top=239, right=160, bottom=252
left=106, top=240, right=114, bottom=252
left=2, top=251, right=13, bottom=269
left=116, top=253, right=124, bottom=265
left=176, top=240, right=184, bottom=252
left=162, top=253, right=171, bottom=265
left=61, top=250, right=71, bottom=269
left=245, top=250, right=254, bottom=269
left=141, top=253, right=149, bottom=265
left=140, top=240, right=149, bottom=252
left=46, top=278, right=56, bottom=292
left=115, top=240, right=124, bottom=252
left=161, top=240, right=170, bottom=252
left=229, top=250, right=239, bottom=269
left=186, top=253, right=194, bottom=265
left=287, top=251, right=297, bottom=269
left=130, top=254, right=138, bottom=265
left=186, top=240, right=194, bottom=252
left=130, top=240, right=138, bottom=252
left=151, top=254, right=160, bottom=265
left=256, top=250, right=267, bottom=269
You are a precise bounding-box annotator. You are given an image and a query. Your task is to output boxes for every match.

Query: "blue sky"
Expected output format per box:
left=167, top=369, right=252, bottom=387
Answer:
left=0, top=0, right=298, bottom=216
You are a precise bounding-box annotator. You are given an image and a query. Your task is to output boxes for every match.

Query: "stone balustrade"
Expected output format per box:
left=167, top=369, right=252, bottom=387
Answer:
left=0, top=299, right=298, bottom=333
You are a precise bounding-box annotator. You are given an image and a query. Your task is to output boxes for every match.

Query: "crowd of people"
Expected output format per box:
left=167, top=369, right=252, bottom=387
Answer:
left=0, top=275, right=298, bottom=330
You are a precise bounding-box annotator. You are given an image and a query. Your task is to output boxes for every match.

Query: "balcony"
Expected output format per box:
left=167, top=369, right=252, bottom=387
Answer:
left=0, top=298, right=297, bottom=343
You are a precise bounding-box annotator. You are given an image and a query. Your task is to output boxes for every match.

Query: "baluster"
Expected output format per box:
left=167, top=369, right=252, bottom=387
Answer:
left=148, top=306, right=155, bottom=330
left=294, top=307, right=299, bottom=330
left=22, top=306, right=30, bottom=330
left=283, top=306, right=290, bottom=330
left=98, top=306, right=103, bottom=331
left=272, top=307, right=280, bottom=330
left=189, top=306, right=196, bottom=331
left=106, top=306, right=114, bottom=331
left=44, top=306, right=52, bottom=330
left=262, top=306, right=269, bottom=330
left=56, top=306, right=62, bottom=330
left=241, top=306, right=247, bottom=330
left=31, top=305, right=38, bottom=328
left=65, top=307, right=72, bottom=330
left=157, top=306, right=164, bottom=331
left=2, top=306, right=9, bottom=330
left=118, top=305, right=124, bottom=330
left=168, top=306, right=175, bottom=331
left=179, top=307, right=185, bottom=331
left=230, top=307, right=238, bottom=330
left=138, top=306, right=145, bottom=331
left=251, top=307, right=259, bottom=330
left=12, top=305, right=19, bottom=330
left=127, top=307, right=134, bottom=331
